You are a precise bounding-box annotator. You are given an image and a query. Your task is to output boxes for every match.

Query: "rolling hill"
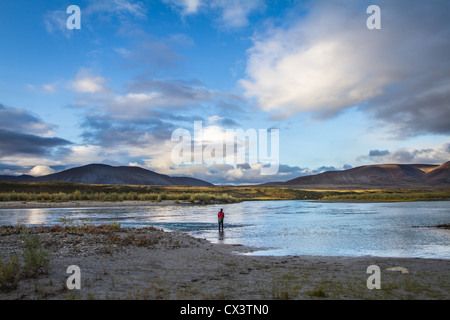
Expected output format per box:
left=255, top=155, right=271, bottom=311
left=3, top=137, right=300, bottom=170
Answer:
left=0, top=164, right=213, bottom=187
left=264, top=161, right=450, bottom=188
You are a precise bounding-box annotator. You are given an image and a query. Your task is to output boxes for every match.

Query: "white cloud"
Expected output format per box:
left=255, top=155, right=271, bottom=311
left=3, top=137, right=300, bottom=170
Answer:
left=71, top=69, right=108, bottom=94
left=183, top=0, right=202, bottom=14
left=128, top=162, right=142, bottom=167
left=210, top=0, right=264, bottom=28
left=164, top=0, right=264, bottom=28
left=42, top=84, right=56, bottom=93
left=64, top=145, right=105, bottom=164
left=91, top=79, right=214, bottom=116
left=0, top=156, right=62, bottom=170
left=163, top=0, right=203, bottom=15
left=225, top=167, right=244, bottom=180
left=104, top=90, right=196, bottom=117
left=27, top=81, right=60, bottom=94
left=240, top=0, right=450, bottom=128
left=113, top=92, right=161, bottom=107
left=207, top=115, right=223, bottom=124
left=240, top=1, right=393, bottom=118
left=183, top=0, right=203, bottom=15
left=28, top=165, right=55, bottom=176
left=199, top=124, right=226, bottom=144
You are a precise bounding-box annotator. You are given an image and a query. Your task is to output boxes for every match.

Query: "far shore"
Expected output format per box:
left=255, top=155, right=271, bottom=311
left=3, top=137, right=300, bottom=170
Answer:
left=314, top=198, right=450, bottom=203
left=0, top=200, right=200, bottom=209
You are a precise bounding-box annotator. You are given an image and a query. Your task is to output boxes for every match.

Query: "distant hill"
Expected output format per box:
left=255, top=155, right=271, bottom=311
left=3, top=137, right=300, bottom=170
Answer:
left=263, top=161, right=450, bottom=188
left=0, top=175, right=34, bottom=182
left=0, top=164, right=213, bottom=187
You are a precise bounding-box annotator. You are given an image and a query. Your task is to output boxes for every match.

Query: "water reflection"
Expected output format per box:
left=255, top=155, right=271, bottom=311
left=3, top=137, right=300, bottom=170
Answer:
left=0, top=201, right=448, bottom=259
left=218, top=231, right=225, bottom=244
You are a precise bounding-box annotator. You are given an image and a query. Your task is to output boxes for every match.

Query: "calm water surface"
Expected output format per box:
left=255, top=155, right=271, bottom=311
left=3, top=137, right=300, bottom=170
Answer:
left=0, top=201, right=449, bottom=259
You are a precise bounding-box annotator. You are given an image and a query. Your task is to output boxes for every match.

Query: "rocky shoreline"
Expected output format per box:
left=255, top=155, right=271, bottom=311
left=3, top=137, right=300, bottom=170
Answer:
left=1, top=223, right=449, bottom=300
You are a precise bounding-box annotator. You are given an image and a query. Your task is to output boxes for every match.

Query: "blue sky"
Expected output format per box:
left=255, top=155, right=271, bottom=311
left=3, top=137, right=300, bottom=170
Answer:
left=0, top=0, right=449, bottom=184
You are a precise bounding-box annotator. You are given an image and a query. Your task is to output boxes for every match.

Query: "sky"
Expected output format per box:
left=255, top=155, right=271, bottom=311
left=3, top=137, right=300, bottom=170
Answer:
left=0, top=0, right=449, bottom=184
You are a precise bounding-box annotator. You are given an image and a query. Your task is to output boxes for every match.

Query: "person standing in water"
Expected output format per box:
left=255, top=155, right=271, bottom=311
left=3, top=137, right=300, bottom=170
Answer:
left=218, top=208, right=224, bottom=232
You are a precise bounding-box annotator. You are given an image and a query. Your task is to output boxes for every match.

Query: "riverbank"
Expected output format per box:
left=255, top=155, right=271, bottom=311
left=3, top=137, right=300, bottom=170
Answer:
left=2, top=181, right=448, bottom=203
left=1, top=224, right=448, bottom=300
left=0, top=200, right=195, bottom=209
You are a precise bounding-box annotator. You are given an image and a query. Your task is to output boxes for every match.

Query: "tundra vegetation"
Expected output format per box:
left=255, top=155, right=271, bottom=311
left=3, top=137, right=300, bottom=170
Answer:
left=0, top=224, right=50, bottom=290
left=0, top=182, right=448, bottom=203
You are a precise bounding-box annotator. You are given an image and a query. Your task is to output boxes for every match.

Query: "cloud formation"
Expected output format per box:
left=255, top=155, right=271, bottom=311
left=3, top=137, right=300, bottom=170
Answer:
left=163, top=0, right=203, bottom=16
left=0, top=104, right=72, bottom=164
left=0, top=104, right=55, bottom=136
left=31, top=1, right=450, bottom=184
left=71, top=69, right=108, bottom=94
left=240, top=0, right=450, bottom=136
left=28, top=165, right=55, bottom=176
left=164, top=0, right=265, bottom=28
left=210, top=0, right=266, bottom=28
left=0, top=129, right=70, bottom=158
left=369, top=150, right=390, bottom=157
left=361, top=143, right=450, bottom=165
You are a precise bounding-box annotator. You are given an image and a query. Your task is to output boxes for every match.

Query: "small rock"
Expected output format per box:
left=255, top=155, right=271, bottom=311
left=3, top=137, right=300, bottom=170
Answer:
left=386, top=266, right=409, bottom=274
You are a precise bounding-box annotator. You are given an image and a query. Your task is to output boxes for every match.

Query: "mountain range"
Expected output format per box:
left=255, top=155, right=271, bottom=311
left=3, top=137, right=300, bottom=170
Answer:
left=264, top=161, right=450, bottom=188
left=0, top=161, right=449, bottom=188
left=0, top=164, right=213, bottom=187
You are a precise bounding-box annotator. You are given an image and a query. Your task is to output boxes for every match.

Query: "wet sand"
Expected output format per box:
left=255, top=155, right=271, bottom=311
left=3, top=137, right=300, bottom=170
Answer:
left=0, top=224, right=448, bottom=300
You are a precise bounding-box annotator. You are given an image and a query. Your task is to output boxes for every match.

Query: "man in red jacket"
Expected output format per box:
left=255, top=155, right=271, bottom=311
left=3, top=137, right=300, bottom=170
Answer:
left=218, top=208, right=224, bottom=232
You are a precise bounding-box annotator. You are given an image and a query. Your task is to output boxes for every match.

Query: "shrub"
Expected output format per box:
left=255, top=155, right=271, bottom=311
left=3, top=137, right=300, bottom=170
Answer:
left=0, top=256, right=21, bottom=290
left=307, top=286, right=328, bottom=298
left=22, top=231, right=50, bottom=277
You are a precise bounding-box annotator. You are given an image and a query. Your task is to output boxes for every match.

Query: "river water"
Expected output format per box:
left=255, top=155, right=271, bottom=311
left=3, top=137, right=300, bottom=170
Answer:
left=0, top=200, right=449, bottom=259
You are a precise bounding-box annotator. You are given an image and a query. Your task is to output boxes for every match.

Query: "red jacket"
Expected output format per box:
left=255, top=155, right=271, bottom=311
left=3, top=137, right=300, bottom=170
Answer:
left=218, top=211, right=224, bottom=218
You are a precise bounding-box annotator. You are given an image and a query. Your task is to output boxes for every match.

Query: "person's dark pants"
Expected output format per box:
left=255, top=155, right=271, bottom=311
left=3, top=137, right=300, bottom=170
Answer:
left=218, top=218, right=224, bottom=232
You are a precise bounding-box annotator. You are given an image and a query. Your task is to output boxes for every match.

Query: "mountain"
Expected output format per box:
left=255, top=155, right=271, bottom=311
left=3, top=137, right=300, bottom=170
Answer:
left=0, top=164, right=213, bottom=187
left=424, top=161, right=450, bottom=185
left=0, top=175, right=34, bottom=182
left=264, top=161, right=450, bottom=188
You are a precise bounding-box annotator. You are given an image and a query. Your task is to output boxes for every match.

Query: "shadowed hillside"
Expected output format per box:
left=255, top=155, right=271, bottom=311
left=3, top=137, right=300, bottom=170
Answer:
left=264, top=161, right=450, bottom=189
left=0, top=164, right=213, bottom=187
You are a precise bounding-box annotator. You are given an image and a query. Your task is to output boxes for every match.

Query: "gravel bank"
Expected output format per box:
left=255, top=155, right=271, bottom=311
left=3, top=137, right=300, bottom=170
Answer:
left=0, top=224, right=448, bottom=300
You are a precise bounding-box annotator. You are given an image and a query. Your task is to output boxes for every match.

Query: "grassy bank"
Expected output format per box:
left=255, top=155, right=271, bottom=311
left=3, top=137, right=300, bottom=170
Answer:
left=0, top=182, right=326, bottom=203
left=319, top=189, right=450, bottom=202
left=0, top=182, right=448, bottom=203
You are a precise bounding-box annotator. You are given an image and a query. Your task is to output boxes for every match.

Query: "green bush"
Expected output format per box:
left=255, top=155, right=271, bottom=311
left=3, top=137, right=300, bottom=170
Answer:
left=0, top=256, right=21, bottom=290
left=22, top=232, right=50, bottom=277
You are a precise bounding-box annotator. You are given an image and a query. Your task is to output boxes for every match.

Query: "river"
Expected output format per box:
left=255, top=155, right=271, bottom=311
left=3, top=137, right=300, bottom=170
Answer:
left=0, top=200, right=449, bottom=259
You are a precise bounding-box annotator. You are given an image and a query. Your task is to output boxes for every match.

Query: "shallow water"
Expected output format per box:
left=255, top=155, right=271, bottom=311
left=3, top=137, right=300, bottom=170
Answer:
left=0, top=200, right=449, bottom=259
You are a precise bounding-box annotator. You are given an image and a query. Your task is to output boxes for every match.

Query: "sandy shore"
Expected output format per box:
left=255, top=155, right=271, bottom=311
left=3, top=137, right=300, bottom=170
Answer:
left=0, top=224, right=448, bottom=300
